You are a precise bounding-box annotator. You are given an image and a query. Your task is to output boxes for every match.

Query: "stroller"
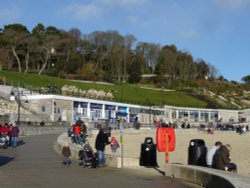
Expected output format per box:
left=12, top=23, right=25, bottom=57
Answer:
left=0, top=134, right=9, bottom=149
left=79, top=142, right=98, bottom=168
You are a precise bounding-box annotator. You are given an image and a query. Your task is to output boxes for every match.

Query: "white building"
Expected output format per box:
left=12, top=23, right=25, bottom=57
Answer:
left=15, top=94, right=240, bottom=126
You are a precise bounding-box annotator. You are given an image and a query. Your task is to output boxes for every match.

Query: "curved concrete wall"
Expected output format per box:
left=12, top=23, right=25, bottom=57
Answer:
left=54, top=133, right=250, bottom=188
left=165, top=164, right=250, bottom=188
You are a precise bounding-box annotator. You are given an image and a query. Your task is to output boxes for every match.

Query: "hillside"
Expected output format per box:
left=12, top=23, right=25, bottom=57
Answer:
left=0, top=71, right=248, bottom=109
left=0, top=71, right=207, bottom=108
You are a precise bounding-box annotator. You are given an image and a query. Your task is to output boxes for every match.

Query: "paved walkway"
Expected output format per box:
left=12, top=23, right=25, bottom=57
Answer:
left=0, top=135, right=200, bottom=188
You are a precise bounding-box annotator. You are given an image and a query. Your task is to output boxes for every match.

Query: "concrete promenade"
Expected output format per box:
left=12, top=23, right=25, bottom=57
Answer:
left=0, top=134, right=200, bottom=188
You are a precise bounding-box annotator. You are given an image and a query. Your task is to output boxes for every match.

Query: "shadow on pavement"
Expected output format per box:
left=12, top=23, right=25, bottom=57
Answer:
left=17, top=140, right=25, bottom=147
left=142, top=166, right=165, bottom=176
left=0, top=155, right=14, bottom=166
left=153, top=166, right=165, bottom=176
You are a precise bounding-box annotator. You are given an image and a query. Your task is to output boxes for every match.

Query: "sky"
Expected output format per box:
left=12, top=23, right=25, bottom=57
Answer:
left=0, top=0, right=250, bottom=82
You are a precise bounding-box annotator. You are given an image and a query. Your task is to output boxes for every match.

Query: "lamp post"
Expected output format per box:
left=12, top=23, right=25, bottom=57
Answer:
left=10, top=87, right=28, bottom=126
left=146, top=99, right=152, bottom=127
left=50, top=47, right=55, bottom=93
left=51, top=62, right=55, bottom=91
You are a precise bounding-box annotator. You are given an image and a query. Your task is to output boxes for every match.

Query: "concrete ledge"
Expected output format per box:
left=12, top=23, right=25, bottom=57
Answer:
left=54, top=133, right=140, bottom=168
left=54, top=133, right=82, bottom=160
left=106, top=155, right=139, bottom=168
left=165, top=164, right=250, bottom=188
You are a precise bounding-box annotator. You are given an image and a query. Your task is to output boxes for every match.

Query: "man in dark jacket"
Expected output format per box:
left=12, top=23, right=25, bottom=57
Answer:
left=212, top=144, right=237, bottom=172
left=10, top=124, right=19, bottom=148
left=95, top=128, right=109, bottom=167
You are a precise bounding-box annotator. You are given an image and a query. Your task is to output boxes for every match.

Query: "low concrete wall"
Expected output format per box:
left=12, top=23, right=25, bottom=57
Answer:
left=54, top=132, right=139, bottom=168
left=19, top=125, right=68, bottom=136
left=106, top=155, right=139, bottom=168
left=165, top=164, right=250, bottom=188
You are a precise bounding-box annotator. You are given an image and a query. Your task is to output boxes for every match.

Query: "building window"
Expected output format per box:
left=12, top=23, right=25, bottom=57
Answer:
left=201, top=112, right=209, bottom=122
left=105, top=110, right=115, bottom=119
left=172, top=111, right=177, bottom=120
left=190, top=111, right=199, bottom=122
left=179, top=111, right=188, bottom=119
left=210, top=112, right=218, bottom=122
left=82, top=108, right=87, bottom=117
left=41, top=106, right=46, bottom=112
left=91, top=109, right=102, bottom=119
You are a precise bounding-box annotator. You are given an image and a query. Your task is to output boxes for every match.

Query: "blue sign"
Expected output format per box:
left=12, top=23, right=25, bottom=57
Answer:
left=73, top=101, right=88, bottom=108
left=118, top=106, right=127, bottom=112
left=73, top=101, right=79, bottom=108
left=105, top=105, right=116, bottom=110
left=90, top=103, right=103, bottom=109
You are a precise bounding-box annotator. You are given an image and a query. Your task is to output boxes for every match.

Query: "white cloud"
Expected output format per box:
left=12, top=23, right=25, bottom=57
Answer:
left=214, top=0, right=250, bottom=10
left=0, top=6, right=21, bottom=21
left=60, top=3, right=101, bottom=21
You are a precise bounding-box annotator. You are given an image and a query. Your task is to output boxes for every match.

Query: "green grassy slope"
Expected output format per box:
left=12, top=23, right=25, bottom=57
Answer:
left=0, top=71, right=207, bottom=107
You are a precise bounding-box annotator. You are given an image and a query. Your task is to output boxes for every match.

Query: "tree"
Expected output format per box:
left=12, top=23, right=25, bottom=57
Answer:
left=128, top=53, right=143, bottom=83
left=208, top=63, right=219, bottom=79
left=2, top=24, right=30, bottom=72
left=196, top=59, right=210, bottom=79
left=135, top=42, right=160, bottom=74
left=242, top=75, right=250, bottom=90
left=37, top=26, right=62, bottom=75
left=128, top=62, right=142, bottom=83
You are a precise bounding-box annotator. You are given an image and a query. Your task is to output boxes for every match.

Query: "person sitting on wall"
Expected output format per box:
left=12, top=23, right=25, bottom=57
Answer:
left=212, top=144, right=237, bottom=172
left=206, top=141, right=222, bottom=167
left=73, top=123, right=81, bottom=144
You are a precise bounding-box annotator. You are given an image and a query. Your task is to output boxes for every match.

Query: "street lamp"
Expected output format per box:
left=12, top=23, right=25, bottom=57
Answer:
left=50, top=47, right=56, bottom=93
left=146, top=99, right=152, bottom=127
left=10, top=87, right=28, bottom=126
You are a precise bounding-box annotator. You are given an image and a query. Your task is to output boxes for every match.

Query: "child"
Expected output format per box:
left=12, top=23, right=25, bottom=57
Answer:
left=110, top=137, right=119, bottom=156
left=62, top=142, right=72, bottom=166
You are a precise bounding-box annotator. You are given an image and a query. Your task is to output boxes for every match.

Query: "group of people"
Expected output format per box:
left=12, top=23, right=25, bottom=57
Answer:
left=206, top=141, right=237, bottom=172
left=0, top=122, right=20, bottom=148
left=62, top=120, right=119, bottom=167
left=67, top=118, right=87, bottom=144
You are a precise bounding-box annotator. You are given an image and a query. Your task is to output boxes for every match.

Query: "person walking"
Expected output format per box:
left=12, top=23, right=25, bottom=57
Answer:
left=206, top=141, right=222, bottom=167
left=10, top=124, right=20, bottom=148
left=62, top=142, right=72, bottom=166
left=95, top=127, right=109, bottom=167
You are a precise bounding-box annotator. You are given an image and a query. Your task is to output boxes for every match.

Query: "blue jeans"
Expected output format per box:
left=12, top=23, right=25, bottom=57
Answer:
left=62, top=157, right=71, bottom=166
left=11, top=137, right=17, bottom=148
left=74, top=134, right=81, bottom=144
left=97, top=150, right=105, bottom=166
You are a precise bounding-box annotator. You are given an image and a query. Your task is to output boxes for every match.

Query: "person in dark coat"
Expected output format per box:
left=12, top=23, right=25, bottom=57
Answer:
left=212, top=144, right=237, bottom=172
left=95, top=128, right=109, bottom=167
left=10, top=124, right=20, bottom=148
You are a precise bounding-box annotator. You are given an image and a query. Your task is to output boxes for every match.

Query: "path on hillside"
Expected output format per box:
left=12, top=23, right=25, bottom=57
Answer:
left=0, top=135, right=200, bottom=188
